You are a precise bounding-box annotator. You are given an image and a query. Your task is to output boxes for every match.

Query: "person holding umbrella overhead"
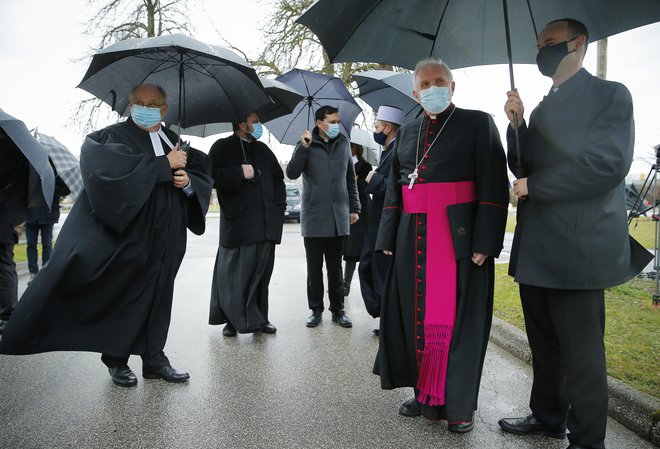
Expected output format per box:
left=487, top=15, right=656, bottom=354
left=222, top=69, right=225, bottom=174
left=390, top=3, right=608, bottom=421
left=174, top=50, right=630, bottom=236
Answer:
left=499, top=19, right=651, bottom=449
left=374, top=59, right=509, bottom=432
left=286, top=105, right=361, bottom=329
left=0, top=83, right=214, bottom=388
left=208, top=111, right=286, bottom=337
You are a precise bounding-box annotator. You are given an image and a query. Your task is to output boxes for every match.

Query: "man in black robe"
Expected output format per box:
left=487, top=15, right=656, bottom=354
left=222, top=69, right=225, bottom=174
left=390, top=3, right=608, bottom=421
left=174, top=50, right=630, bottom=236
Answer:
left=0, top=84, right=213, bottom=388
left=374, top=59, right=509, bottom=432
left=208, top=111, right=286, bottom=337
left=499, top=19, right=649, bottom=449
left=360, top=105, right=404, bottom=332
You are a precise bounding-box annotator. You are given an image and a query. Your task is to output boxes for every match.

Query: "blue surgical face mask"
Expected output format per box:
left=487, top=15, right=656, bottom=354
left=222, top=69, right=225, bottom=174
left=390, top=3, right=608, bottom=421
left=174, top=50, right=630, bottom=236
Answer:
left=326, top=123, right=341, bottom=139
left=131, top=105, right=162, bottom=128
left=419, top=86, right=452, bottom=114
left=249, top=122, right=263, bottom=140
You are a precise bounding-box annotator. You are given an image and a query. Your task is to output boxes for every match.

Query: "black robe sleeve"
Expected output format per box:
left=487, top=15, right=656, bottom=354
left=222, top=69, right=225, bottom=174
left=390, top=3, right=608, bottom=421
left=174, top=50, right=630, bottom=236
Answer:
left=184, top=147, right=213, bottom=236
left=375, top=136, right=403, bottom=253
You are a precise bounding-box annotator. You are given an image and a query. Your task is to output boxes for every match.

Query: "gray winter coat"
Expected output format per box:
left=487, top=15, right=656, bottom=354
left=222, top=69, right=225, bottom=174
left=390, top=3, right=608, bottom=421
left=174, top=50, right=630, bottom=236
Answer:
left=286, top=128, right=360, bottom=237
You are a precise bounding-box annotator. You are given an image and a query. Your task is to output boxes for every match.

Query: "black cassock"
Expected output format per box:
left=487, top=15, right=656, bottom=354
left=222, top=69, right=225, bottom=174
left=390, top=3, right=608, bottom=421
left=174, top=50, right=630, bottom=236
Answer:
left=0, top=119, right=212, bottom=361
left=374, top=105, right=509, bottom=421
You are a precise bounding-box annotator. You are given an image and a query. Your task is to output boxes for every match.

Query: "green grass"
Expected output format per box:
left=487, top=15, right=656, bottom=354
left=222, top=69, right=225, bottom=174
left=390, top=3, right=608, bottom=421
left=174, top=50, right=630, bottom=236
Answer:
left=494, top=263, right=660, bottom=399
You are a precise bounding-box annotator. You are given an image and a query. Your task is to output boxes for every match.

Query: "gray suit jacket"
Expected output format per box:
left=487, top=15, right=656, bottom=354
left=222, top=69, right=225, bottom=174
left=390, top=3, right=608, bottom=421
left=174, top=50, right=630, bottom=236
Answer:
left=508, top=69, right=641, bottom=289
left=286, top=128, right=360, bottom=238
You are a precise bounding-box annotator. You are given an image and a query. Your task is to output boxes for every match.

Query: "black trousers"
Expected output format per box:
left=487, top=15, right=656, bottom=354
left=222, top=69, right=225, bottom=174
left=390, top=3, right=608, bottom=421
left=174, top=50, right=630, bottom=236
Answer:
left=303, top=236, right=345, bottom=312
left=0, top=242, right=17, bottom=320
left=25, top=222, right=54, bottom=274
left=520, top=284, right=607, bottom=449
left=101, top=351, right=170, bottom=370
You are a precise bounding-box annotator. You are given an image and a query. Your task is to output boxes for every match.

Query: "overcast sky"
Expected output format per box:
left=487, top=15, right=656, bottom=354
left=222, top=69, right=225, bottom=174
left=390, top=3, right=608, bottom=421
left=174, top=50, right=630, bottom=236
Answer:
left=1, top=0, right=659, bottom=179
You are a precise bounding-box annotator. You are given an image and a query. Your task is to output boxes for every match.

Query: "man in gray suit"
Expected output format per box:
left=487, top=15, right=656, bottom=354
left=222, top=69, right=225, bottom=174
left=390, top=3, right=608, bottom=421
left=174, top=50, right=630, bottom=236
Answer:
left=286, top=105, right=360, bottom=328
left=499, top=18, right=649, bottom=449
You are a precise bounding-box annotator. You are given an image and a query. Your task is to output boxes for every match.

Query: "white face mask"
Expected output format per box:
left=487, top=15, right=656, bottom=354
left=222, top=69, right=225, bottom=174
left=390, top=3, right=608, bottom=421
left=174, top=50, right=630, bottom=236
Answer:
left=419, top=86, right=452, bottom=114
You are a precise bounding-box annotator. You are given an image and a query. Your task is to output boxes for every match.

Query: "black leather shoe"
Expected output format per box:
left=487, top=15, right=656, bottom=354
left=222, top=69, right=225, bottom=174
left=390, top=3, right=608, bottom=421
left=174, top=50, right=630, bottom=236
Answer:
left=108, top=365, right=138, bottom=387
left=448, top=420, right=474, bottom=433
left=261, top=322, right=277, bottom=334
left=498, top=414, right=565, bottom=439
left=0, top=319, right=7, bottom=334
left=222, top=323, right=237, bottom=337
left=373, top=328, right=380, bottom=336
left=332, top=310, right=352, bottom=328
left=143, top=365, right=190, bottom=383
left=305, top=310, right=322, bottom=327
left=399, top=397, right=422, bottom=417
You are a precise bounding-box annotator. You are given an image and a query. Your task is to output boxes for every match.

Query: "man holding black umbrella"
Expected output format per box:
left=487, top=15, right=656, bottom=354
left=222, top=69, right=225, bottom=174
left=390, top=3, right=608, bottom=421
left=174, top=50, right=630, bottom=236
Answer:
left=500, top=19, right=649, bottom=449
left=286, top=105, right=361, bottom=329
left=0, top=84, right=213, bottom=388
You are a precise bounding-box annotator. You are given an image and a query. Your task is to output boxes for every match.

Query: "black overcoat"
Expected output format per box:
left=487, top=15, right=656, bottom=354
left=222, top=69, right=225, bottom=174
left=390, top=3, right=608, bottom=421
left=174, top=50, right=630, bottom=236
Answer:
left=0, top=119, right=213, bottom=357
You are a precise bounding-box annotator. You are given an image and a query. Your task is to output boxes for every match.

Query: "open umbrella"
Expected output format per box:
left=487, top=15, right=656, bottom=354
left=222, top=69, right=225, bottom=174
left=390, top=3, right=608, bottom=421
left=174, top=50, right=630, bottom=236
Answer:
left=167, top=76, right=305, bottom=138
left=353, top=70, right=421, bottom=124
left=77, top=34, right=271, bottom=129
left=297, top=0, right=660, bottom=174
left=350, top=127, right=380, bottom=166
left=264, top=69, right=362, bottom=145
left=34, top=133, right=83, bottom=200
left=0, top=108, right=54, bottom=208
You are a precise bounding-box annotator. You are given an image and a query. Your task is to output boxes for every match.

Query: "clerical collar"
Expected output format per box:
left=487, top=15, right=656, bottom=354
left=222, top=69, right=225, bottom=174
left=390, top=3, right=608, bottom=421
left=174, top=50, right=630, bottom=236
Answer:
left=424, top=103, right=455, bottom=122
left=149, top=128, right=175, bottom=156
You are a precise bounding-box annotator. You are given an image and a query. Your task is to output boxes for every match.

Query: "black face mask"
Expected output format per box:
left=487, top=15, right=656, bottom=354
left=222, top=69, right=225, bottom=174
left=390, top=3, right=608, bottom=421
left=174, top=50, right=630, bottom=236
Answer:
left=373, top=130, right=387, bottom=145
left=536, top=36, right=577, bottom=77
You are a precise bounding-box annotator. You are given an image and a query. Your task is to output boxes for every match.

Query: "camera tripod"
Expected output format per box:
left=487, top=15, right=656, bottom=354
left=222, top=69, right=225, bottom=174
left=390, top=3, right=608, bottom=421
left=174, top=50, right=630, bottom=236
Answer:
left=628, top=147, right=660, bottom=306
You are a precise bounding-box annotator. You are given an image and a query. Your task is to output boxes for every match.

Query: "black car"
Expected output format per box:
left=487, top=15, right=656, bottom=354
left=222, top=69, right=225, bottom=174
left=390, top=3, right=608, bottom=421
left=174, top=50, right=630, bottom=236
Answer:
left=285, top=183, right=301, bottom=222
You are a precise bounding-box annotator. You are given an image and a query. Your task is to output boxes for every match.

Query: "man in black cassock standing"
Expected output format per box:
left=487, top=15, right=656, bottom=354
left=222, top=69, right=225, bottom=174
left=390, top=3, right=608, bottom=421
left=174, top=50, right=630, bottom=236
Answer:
left=374, top=59, right=509, bottom=433
left=499, top=19, right=650, bottom=449
left=208, top=111, right=286, bottom=337
left=0, top=84, right=213, bottom=388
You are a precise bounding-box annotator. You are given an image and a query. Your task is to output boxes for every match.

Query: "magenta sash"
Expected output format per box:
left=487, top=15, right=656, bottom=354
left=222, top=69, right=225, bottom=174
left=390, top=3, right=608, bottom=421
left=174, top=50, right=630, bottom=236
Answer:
left=402, top=181, right=476, bottom=405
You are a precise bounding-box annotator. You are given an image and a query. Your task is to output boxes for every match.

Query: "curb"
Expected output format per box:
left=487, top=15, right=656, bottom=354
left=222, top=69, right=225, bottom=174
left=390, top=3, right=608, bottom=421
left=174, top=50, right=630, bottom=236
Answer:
left=490, top=316, right=660, bottom=446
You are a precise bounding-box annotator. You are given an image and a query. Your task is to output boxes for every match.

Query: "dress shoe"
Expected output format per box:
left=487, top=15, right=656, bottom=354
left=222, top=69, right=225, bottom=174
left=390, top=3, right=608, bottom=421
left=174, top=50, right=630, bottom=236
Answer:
left=108, top=365, right=138, bottom=387
left=448, top=420, right=474, bottom=433
left=261, top=322, right=277, bottom=334
left=0, top=319, right=7, bottom=334
left=305, top=310, right=322, bottom=327
left=373, top=328, right=380, bottom=336
left=399, top=397, right=422, bottom=417
left=143, top=365, right=190, bottom=383
left=331, top=310, right=352, bottom=328
left=222, top=323, right=237, bottom=337
left=498, top=414, right=565, bottom=439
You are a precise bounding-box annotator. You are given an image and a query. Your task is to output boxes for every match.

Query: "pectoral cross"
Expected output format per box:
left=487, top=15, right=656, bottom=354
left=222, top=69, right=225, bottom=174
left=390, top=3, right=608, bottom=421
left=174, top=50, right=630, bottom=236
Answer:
left=408, top=168, right=418, bottom=189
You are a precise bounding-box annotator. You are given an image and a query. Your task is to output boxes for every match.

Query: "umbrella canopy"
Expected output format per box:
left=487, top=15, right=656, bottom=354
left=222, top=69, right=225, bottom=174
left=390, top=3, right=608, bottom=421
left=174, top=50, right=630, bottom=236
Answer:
left=0, top=108, right=54, bottom=208
left=167, top=76, right=305, bottom=138
left=352, top=70, right=421, bottom=124
left=35, top=133, right=83, bottom=200
left=297, top=0, right=660, bottom=70
left=264, top=69, right=362, bottom=145
left=350, top=126, right=380, bottom=166
left=78, top=34, right=271, bottom=128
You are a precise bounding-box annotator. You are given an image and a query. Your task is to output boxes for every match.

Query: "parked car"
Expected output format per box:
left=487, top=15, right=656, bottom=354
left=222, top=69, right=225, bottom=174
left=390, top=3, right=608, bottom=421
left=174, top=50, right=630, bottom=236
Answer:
left=285, top=183, right=301, bottom=222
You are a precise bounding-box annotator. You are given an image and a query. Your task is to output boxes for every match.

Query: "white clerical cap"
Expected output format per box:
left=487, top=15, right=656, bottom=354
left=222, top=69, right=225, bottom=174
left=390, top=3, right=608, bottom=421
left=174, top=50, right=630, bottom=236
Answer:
left=376, top=105, right=404, bottom=125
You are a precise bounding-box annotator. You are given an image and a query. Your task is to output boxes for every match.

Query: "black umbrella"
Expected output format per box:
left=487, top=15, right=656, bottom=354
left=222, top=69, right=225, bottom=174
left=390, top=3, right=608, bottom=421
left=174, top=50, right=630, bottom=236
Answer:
left=264, top=69, right=362, bottom=145
left=298, top=0, right=660, bottom=174
left=78, top=34, right=271, bottom=129
left=0, top=108, right=54, bottom=208
left=167, top=76, right=305, bottom=138
left=352, top=70, right=422, bottom=124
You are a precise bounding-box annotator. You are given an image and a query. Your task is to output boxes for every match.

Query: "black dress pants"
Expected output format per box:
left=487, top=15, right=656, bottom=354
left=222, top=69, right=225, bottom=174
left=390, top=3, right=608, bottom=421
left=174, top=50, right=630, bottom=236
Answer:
left=304, top=236, right=345, bottom=312
left=0, top=242, right=18, bottom=320
left=520, top=284, right=607, bottom=449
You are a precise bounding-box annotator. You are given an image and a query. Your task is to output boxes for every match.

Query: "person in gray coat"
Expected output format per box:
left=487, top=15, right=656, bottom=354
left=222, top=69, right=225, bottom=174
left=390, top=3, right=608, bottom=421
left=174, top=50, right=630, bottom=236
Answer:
left=498, top=19, right=651, bottom=449
left=286, top=105, right=361, bottom=328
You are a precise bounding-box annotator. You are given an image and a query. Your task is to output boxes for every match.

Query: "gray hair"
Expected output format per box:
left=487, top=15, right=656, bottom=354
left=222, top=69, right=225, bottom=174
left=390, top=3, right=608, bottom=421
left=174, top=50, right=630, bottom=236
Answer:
left=130, top=83, right=167, bottom=103
left=412, top=58, right=453, bottom=88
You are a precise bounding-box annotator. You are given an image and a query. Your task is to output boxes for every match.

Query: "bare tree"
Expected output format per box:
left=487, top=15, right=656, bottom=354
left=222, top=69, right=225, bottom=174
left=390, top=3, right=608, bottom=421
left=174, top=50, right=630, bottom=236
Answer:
left=73, top=0, right=195, bottom=134
left=220, top=0, right=389, bottom=87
